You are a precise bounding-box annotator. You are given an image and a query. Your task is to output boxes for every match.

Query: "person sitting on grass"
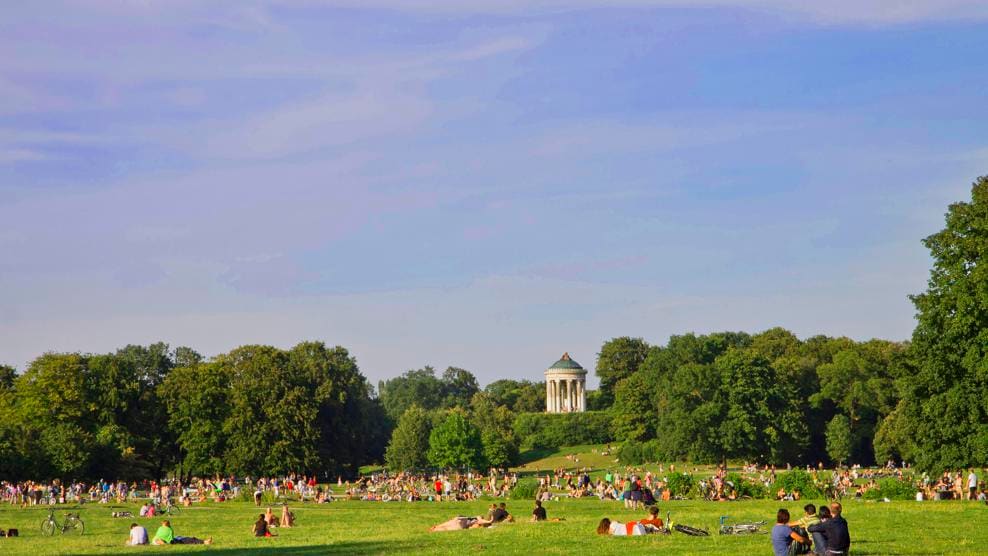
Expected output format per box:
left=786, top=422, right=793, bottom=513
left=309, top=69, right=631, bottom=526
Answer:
left=265, top=507, right=277, bottom=528
left=151, top=519, right=213, bottom=545
left=639, top=506, right=664, bottom=533
left=531, top=500, right=547, bottom=522
left=126, top=522, right=148, bottom=545
left=490, top=502, right=513, bottom=523
left=808, top=502, right=850, bottom=556
left=771, top=509, right=809, bottom=556
left=280, top=504, right=295, bottom=528
left=809, top=506, right=831, bottom=556
left=429, top=516, right=494, bottom=532
left=253, top=513, right=275, bottom=537
left=596, top=517, right=646, bottom=536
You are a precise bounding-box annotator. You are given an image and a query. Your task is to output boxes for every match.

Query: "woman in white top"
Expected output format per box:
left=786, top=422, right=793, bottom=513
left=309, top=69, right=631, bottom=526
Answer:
left=596, top=518, right=646, bottom=536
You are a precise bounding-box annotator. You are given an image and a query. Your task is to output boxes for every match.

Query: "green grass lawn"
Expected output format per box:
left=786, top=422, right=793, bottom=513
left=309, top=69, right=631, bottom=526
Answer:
left=0, top=496, right=985, bottom=555
left=2, top=445, right=982, bottom=555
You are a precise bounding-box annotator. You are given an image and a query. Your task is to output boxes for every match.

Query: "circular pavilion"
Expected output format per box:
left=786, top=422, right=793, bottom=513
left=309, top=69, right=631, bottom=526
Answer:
left=544, top=352, right=587, bottom=413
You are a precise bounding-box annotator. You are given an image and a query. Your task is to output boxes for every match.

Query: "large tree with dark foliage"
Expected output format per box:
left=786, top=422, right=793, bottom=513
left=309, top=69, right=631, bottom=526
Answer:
left=595, top=337, right=650, bottom=407
left=899, top=176, right=988, bottom=470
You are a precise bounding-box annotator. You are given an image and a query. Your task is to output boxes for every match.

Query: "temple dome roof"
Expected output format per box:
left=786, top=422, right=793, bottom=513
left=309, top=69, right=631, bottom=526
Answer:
left=548, top=352, right=584, bottom=371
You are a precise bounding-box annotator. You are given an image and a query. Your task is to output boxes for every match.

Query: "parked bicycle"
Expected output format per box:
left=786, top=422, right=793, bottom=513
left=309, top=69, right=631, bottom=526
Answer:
left=661, top=512, right=710, bottom=536
left=718, top=515, right=765, bottom=535
left=40, top=507, right=85, bottom=536
left=162, top=498, right=181, bottom=516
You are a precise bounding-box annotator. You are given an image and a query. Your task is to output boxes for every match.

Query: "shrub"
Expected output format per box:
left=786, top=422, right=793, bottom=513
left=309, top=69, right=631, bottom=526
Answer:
left=773, top=469, right=822, bottom=498
left=864, top=478, right=918, bottom=501
left=665, top=472, right=695, bottom=497
left=513, top=411, right=614, bottom=450
left=509, top=478, right=540, bottom=500
left=617, top=440, right=661, bottom=465
left=725, top=472, right=768, bottom=499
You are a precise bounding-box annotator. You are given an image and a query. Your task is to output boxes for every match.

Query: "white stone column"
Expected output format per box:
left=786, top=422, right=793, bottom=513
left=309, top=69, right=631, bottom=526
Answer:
left=569, top=379, right=576, bottom=412
left=553, top=380, right=559, bottom=413
left=580, top=380, right=586, bottom=411
left=545, top=380, right=552, bottom=413
left=550, top=380, right=556, bottom=413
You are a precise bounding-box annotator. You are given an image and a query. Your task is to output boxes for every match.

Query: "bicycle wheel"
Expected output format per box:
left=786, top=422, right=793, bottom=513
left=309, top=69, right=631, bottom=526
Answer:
left=674, top=524, right=710, bottom=536
left=66, top=516, right=85, bottom=535
left=41, top=519, right=56, bottom=536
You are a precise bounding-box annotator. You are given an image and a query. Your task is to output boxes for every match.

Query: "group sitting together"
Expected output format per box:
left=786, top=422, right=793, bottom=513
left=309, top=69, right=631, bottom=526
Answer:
left=125, top=520, right=212, bottom=546
left=252, top=505, right=295, bottom=537
left=773, top=502, right=851, bottom=556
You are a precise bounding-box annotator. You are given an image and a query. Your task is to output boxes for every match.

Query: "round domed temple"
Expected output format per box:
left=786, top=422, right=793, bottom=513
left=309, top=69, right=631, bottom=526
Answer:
left=544, top=352, right=587, bottom=413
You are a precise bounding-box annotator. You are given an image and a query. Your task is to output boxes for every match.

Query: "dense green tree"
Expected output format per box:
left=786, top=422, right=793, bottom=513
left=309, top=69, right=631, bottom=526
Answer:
left=595, top=337, right=650, bottom=407
left=428, top=409, right=485, bottom=469
left=161, top=361, right=230, bottom=477
left=385, top=405, right=432, bottom=471
left=902, top=176, right=988, bottom=470
left=378, top=367, right=445, bottom=421
left=441, top=367, right=480, bottom=409
left=717, top=349, right=807, bottom=463
left=826, top=414, right=852, bottom=465
left=470, top=393, right=519, bottom=467
left=653, top=362, right=723, bottom=462
left=483, top=379, right=545, bottom=413
left=0, top=364, right=15, bottom=390
left=611, top=369, right=658, bottom=441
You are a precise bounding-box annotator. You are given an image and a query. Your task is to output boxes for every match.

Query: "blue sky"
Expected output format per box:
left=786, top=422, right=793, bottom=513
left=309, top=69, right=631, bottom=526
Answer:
left=1, top=1, right=986, bottom=386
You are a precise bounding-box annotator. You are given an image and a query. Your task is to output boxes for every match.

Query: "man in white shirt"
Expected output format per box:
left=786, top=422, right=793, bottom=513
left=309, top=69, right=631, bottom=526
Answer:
left=968, top=470, right=978, bottom=500
left=126, top=523, right=148, bottom=545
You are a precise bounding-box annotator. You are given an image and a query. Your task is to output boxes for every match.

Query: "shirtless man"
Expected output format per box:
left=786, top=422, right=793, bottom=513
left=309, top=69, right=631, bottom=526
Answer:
left=429, top=516, right=494, bottom=532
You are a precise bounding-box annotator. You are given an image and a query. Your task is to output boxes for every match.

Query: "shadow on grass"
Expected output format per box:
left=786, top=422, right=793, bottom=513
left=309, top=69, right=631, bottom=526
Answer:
left=517, top=448, right=558, bottom=466
left=199, top=540, right=419, bottom=555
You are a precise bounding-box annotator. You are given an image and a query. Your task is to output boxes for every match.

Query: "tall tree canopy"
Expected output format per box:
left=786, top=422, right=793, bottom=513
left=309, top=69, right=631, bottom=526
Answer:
left=595, top=337, right=650, bottom=406
left=427, top=409, right=485, bottom=469
left=900, top=176, right=988, bottom=470
left=384, top=405, right=432, bottom=471
left=378, top=365, right=481, bottom=421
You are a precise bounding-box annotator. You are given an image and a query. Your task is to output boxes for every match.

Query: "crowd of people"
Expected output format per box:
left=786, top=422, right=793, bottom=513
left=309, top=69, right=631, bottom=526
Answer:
left=341, top=471, right=519, bottom=502
left=2, top=462, right=982, bottom=551
left=0, top=474, right=330, bottom=507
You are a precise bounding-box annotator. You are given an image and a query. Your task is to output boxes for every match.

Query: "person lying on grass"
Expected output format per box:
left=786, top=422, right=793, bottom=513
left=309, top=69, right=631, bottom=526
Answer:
left=253, top=513, right=275, bottom=537
left=429, top=516, right=495, bottom=532
left=151, top=519, right=213, bottom=545
left=596, top=517, right=646, bottom=536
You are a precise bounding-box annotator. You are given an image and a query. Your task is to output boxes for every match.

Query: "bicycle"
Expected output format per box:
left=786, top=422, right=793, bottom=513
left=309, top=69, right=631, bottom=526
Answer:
left=162, top=498, right=181, bottom=516
left=718, top=515, right=766, bottom=535
left=663, top=512, right=710, bottom=536
left=40, top=507, right=85, bottom=536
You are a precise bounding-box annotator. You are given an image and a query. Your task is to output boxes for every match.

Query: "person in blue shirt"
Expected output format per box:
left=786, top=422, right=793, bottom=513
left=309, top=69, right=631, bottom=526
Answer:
left=772, top=508, right=809, bottom=556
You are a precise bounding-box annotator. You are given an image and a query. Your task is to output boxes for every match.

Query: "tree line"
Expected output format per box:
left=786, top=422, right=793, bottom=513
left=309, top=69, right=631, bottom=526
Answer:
left=2, top=176, right=987, bottom=477
left=599, top=176, right=988, bottom=472
left=0, top=342, right=388, bottom=481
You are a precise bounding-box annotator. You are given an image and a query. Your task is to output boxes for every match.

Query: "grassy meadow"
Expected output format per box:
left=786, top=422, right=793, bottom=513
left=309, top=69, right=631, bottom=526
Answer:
left=2, top=445, right=986, bottom=555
